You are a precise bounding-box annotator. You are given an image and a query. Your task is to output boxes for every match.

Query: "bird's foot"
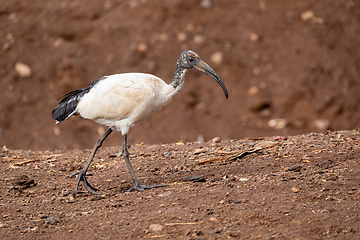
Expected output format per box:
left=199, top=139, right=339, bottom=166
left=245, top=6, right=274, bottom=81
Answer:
left=68, top=170, right=102, bottom=195
left=126, top=183, right=167, bottom=192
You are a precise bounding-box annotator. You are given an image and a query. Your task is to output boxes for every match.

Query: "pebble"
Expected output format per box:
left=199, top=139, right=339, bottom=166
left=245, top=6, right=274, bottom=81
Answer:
left=66, top=195, right=75, bottom=203
left=211, top=136, right=221, bottom=143
left=177, top=32, right=187, bottom=42
left=149, top=224, right=163, bottom=232
left=44, top=216, right=58, bottom=225
left=313, top=119, right=329, bottom=131
left=249, top=32, right=259, bottom=42
left=210, top=51, right=223, bottom=65
left=194, top=148, right=207, bottom=154
left=259, top=1, right=266, bottom=10
left=301, top=10, right=314, bottom=21
left=137, top=43, right=148, bottom=54
left=238, top=177, right=249, bottom=182
left=252, top=67, right=261, bottom=75
left=193, top=34, right=204, bottom=44
left=288, top=165, right=302, bottom=172
left=0, top=223, right=8, bottom=228
left=15, top=62, right=32, bottom=78
left=200, top=0, right=212, bottom=9
left=268, top=118, right=287, bottom=129
left=291, top=187, right=300, bottom=193
left=183, top=175, right=206, bottom=182
left=53, top=126, right=61, bottom=136
left=197, top=134, right=205, bottom=143
left=248, top=86, right=259, bottom=95
left=53, top=38, right=63, bottom=48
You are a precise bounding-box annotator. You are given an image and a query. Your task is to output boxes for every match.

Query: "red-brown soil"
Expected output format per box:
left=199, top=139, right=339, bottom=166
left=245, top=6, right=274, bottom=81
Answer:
left=1, top=1, right=360, bottom=239
left=1, top=0, right=359, bottom=150
left=1, top=130, right=359, bottom=239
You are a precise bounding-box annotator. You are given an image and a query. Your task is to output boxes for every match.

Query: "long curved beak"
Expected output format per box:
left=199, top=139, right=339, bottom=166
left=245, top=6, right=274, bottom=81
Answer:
left=193, top=60, right=228, bottom=99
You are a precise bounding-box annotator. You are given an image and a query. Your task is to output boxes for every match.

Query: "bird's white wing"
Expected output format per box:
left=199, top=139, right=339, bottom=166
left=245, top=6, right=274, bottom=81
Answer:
left=76, top=73, right=169, bottom=123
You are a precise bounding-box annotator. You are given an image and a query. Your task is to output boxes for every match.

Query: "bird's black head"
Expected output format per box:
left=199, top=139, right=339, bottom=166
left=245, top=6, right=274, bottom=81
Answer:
left=178, top=50, right=228, bottom=99
left=178, top=50, right=201, bottom=68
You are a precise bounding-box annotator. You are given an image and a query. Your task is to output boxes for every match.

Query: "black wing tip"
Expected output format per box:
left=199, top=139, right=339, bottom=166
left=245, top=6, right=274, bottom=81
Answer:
left=52, top=91, right=82, bottom=122
left=52, top=76, right=106, bottom=122
left=52, top=105, right=69, bottom=122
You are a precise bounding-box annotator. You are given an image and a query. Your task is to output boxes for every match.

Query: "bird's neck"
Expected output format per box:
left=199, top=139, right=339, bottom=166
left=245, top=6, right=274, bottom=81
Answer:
left=170, top=62, right=187, bottom=91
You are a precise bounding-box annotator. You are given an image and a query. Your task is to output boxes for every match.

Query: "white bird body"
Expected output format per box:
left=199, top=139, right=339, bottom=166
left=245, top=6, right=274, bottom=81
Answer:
left=76, top=73, right=185, bottom=135
left=52, top=50, right=228, bottom=194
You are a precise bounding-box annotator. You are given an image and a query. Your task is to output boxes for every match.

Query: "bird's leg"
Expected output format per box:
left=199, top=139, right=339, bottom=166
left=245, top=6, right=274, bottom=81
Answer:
left=122, top=134, right=167, bottom=192
left=69, top=127, right=113, bottom=194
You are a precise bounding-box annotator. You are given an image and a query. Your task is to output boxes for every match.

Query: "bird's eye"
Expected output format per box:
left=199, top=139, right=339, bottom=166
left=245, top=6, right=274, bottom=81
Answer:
left=189, top=57, right=195, bottom=63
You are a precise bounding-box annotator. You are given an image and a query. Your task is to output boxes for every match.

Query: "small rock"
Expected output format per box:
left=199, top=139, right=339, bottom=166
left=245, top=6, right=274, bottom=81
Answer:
left=260, top=108, right=271, bottom=117
left=15, top=62, right=32, bottom=78
left=259, top=1, right=266, bottom=10
left=200, top=0, right=212, bottom=9
left=194, top=148, right=207, bottom=154
left=301, top=10, right=314, bottom=21
left=0, top=223, right=8, bottom=228
left=14, top=175, right=35, bottom=188
left=228, top=231, right=238, bottom=237
left=149, top=224, right=163, bottom=232
left=158, top=192, right=172, bottom=197
left=44, top=216, right=58, bottom=225
left=268, top=118, right=287, bottom=129
left=249, top=32, right=259, bottom=42
left=90, top=195, right=105, bottom=201
left=137, top=43, right=148, bottom=54
left=210, top=51, right=223, bottom=65
left=67, top=195, right=75, bottom=203
left=291, top=187, right=300, bottom=193
left=193, top=34, right=204, bottom=44
left=211, top=136, right=221, bottom=143
left=15, top=175, right=32, bottom=186
left=252, top=67, right=261, bottom=75
left=62, top=190, right=75, bottom=197
left=183, top=175, right=206, bottom=182
left=238, top=177, right=249, bottom=182
left=318, top=160, right=333, bottom=169
left=97, top=127, right=105, bottom=136
left=177, top=32, right=187, bottom=42
left=248, top=86, right=259, bottom=95
left=53, top=38, right=63, bottom=48
left=288, top=165, right=302, bottom=172
left=53, top=126, right=61, bottom=136
left=197, top=134, right=205, bottom=143
left=313, top=119, right=329, bottom=131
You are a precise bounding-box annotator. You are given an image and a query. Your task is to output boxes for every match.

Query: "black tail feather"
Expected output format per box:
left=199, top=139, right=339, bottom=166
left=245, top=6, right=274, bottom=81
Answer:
left=52, top=76, right=106, bottom=122
left=52, top=89, right=86, bottom=122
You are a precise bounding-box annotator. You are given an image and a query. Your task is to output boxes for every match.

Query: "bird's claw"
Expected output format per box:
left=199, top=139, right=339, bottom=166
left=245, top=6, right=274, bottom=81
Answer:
left=70, top=170, right=102, bottom=195
left=126, top=183, right=167, bottom=192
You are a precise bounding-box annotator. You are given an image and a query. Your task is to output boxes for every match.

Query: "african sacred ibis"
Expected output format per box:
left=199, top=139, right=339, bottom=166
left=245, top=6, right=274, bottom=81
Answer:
left=52, top=50, right=228, bottom=194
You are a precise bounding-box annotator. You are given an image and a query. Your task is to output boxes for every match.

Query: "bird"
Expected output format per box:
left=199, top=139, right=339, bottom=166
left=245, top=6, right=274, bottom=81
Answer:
left=52, top=50, right=228, bottom=195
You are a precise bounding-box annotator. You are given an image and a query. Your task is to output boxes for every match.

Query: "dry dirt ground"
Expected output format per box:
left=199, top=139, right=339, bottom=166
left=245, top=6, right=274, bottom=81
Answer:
left=1, top=0, right=360, bottom=150
left=1, top=129, right=359, bottom=239
left=1, top=1, right=360, bottom=239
